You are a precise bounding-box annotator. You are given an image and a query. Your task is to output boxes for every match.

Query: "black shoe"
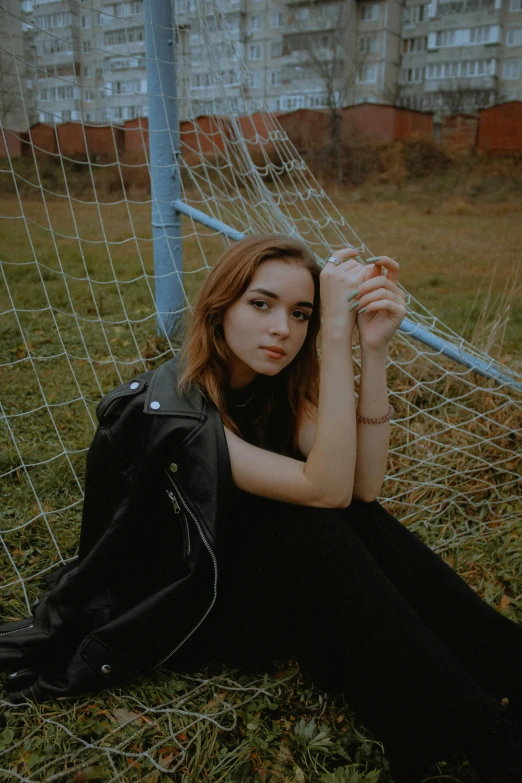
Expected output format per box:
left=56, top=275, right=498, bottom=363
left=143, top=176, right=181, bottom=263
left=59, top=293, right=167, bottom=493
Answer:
left=465, top=709, right=522, bottom=783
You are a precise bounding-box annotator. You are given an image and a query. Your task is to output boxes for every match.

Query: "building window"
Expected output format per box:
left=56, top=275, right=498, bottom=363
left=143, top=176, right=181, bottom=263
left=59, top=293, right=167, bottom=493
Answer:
left=510, top=0, right=522, bottom=9
left=360, top=2, right=379, bottom=21
left=506, top=28, right=522, bottom=45
left=41, top=38, right=70, bottom=55
left=435, top=29, right=456, bottom=46
left=191, top=73, right=210, bottom=88
left=249, top=44, right=262, bottom=60
left=81, top=14, right=90, bottom=27
left=401, top=66, right=425, bottom=82
left=57, top=86, right=74, bottom=100
left=280, top=95, right=305, bottom=110
left=36, top=12, right=74, bottom=29
left=271, top=70, right=281, bottom=85
left=107, top=80, right=143, bottom=94
left=104, top=1, right=143, bottom=16
left=296, top=6, right=310, bottom=19
left=403, top=36, right=427, bottom=52
left=403, top=5, right=425, bottom=23
left=83, top=40, right=91, bottom=52
left=469, top=25, right=494, bottom=43
left=426, top=57, right=495, bottom=77
left=271, top=12, right=283, bottom=28
left=503, top=60, right=521, bottom=78
left=221, top=71, right=239, bottom=86
left=249, top=70, right=263, bottom=88
left=430, top=25, right=499, bottom=48
left=249, top=15, right=261, bottom=32
left=104, top=28, right=144, bottom=45
left=225, top=14, right=240, bottom=32
left=357, top=64, right=378, bottom=82
left=108, top=57, right=142, bottom=69
left=271, top=41, right=283, bottom=57
left=84, top=88, right=95, bottom=101
left=359, top=34, right=379, bottom=52
left=308, top=93, right=329, bottom=107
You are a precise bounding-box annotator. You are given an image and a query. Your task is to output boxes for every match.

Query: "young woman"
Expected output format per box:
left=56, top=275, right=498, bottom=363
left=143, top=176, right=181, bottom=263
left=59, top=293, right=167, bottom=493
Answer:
left=168, top=235, right=522, bottom=783
left=2, top=234, right=522, bottom=782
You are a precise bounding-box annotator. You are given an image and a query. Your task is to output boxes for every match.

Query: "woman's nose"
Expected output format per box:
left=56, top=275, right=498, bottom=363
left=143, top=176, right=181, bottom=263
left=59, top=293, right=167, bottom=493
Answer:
left=269, top=311, right=290, bottom=336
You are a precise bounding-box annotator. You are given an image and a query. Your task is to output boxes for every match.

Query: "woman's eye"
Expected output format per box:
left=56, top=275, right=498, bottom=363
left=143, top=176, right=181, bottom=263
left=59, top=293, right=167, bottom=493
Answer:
left=251, top=301, right=309, bottom=321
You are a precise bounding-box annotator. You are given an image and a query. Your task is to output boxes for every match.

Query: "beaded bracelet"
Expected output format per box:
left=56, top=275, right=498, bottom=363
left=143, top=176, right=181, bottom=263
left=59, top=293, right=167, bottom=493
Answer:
left=355, top=403, right=394, bottom=425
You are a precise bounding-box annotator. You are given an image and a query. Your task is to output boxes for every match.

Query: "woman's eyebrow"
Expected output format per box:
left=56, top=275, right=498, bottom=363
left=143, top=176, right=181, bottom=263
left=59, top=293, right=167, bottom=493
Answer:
left=249, top=288, right=313, bottom=309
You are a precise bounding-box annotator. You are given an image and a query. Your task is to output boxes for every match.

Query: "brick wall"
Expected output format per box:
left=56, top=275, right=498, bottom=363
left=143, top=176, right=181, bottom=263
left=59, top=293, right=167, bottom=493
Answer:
left=441, top=114, right=478, bottom=148
left=0, top=129, right=24, bottom=158
left=477, top=101, right=522, bottom=154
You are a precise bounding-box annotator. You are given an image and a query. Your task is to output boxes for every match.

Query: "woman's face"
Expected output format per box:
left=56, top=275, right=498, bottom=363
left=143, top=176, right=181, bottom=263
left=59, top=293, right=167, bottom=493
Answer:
left=222, top=258, right=315, bottom=389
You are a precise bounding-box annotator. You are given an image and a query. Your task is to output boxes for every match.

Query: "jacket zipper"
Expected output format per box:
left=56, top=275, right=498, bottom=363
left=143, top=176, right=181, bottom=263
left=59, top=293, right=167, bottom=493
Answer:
left=0, top=622, right=34, bottom=636
left=166, top=489, right=191, bottom=558
left=157, top=469, right=218, bottom=669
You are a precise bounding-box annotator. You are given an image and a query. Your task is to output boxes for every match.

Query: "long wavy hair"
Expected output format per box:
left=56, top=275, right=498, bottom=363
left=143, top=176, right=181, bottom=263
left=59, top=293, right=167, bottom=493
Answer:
left=177, top=234, right=322, bottom=456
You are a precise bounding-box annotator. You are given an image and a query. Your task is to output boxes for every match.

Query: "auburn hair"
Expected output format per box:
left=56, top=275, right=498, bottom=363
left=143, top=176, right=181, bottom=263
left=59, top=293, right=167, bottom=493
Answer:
left=177, top=234, right=322, bottom=457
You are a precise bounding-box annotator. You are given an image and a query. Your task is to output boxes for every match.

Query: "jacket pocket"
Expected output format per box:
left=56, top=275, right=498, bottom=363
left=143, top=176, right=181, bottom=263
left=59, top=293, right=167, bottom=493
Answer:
left=166, top=489, right=191, bottom=559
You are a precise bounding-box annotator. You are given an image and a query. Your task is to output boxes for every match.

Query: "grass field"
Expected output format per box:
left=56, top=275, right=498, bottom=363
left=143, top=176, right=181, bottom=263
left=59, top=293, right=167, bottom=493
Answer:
left=0, top=173, right=521, bottom=783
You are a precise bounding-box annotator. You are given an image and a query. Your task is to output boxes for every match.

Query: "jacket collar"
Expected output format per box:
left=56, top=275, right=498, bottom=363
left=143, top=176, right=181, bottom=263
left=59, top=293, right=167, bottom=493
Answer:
left=143, top=354, right=206, bottom=419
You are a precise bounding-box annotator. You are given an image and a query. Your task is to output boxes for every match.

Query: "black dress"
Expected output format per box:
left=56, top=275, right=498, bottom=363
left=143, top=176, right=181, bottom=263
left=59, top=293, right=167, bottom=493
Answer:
left=166, top=377, right=522, bottom=779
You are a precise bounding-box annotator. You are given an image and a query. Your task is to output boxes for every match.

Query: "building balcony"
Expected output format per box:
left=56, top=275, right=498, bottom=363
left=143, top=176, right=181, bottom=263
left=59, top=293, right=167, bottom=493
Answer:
left=99, top=12, right=144, bottom=31
left=285, top=17, right=338, bottom=35
left=424, top=74, right=496, bottom=89
left=102, top=41, right=145, bottom=56
left=281, top=48, right=335, bottom=66
left=435, top=0, right=496, bottom=16
left=286, top=0, right=335, bottom=6
left=35, top=48, right=76, bottom=63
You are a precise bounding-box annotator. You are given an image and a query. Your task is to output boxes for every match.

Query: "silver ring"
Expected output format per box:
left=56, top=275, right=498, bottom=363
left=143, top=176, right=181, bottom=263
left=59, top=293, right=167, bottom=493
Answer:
left=326, top=256, right=340, bottom=266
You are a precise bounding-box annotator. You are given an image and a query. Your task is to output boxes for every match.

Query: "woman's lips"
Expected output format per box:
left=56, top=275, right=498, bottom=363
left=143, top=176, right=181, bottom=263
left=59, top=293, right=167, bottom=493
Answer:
left=262, top=348, right=285, bottom=360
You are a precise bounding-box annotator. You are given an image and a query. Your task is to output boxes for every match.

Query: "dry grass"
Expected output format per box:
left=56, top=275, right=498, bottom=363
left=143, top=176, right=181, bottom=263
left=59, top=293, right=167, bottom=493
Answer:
left=0, top=163, right=521, bottom=782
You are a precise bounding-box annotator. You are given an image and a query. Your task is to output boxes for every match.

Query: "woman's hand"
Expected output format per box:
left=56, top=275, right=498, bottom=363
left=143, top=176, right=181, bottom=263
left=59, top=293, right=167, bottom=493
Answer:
left=350, top=256, right=407, bottom=352
left=319, top=248, right=371, bottom=336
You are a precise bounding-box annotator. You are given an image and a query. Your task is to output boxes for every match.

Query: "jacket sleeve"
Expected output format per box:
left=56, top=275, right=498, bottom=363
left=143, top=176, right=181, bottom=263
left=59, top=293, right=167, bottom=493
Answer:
left=0, top=376, right=151, bottom=687
left=78, top=376, right=150, bottom=560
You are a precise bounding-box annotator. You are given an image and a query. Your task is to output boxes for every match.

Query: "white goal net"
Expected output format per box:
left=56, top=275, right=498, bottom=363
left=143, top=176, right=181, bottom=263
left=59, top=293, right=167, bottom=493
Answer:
left=0, top=0, right=521, bottom=779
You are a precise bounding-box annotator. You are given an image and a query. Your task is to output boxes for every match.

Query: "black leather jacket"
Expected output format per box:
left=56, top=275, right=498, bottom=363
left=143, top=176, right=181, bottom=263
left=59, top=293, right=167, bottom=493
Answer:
left=0, top=354, right=233, bottom=702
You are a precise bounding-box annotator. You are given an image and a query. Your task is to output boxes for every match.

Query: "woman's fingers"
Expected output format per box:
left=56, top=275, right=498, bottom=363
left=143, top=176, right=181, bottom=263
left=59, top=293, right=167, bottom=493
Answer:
left=366, top=255, right=400, bottom=282
left=352, top=286, right=404, bottom=306
left=351, top=275, right=405, bottom=304
left=357, top=297, right=407, bottom=321
left=329, top=248, right=361, bottom=263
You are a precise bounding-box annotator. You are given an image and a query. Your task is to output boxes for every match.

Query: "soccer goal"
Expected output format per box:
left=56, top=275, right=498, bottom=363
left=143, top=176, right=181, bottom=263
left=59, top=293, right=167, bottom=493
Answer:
left=0, top=0, right=521, bottom=778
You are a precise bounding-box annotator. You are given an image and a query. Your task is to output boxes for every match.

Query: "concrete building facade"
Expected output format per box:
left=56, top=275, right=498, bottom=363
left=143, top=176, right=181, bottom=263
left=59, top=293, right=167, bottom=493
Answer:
left=6, top=0, right=522, bottom=129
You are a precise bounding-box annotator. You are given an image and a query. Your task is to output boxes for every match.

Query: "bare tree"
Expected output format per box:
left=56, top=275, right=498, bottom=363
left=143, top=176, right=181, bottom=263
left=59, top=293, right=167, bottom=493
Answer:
left=283, top=0, right=367, bottom=185
left=0, top=46, right=20, bottom=125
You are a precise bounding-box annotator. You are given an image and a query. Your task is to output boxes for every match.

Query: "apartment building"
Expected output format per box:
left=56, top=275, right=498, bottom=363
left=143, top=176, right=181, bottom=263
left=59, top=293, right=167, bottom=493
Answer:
left=1, top=0, right=31, bottom=129
left=399, top=0, right=522, bottom=112
left=10, top=0, right=522, bottom=129
left=19, top=0, right=147, bottom=126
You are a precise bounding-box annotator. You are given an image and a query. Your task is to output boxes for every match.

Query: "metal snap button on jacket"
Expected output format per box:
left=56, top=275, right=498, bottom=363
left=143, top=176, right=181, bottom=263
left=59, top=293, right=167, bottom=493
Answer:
left=101, top=664, right=112, bottom=675
left=169, top=463, right=178, bottom=473
left=149, top=401, right=161, bottom=410
left=130, top=382, right=139, bottom=390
